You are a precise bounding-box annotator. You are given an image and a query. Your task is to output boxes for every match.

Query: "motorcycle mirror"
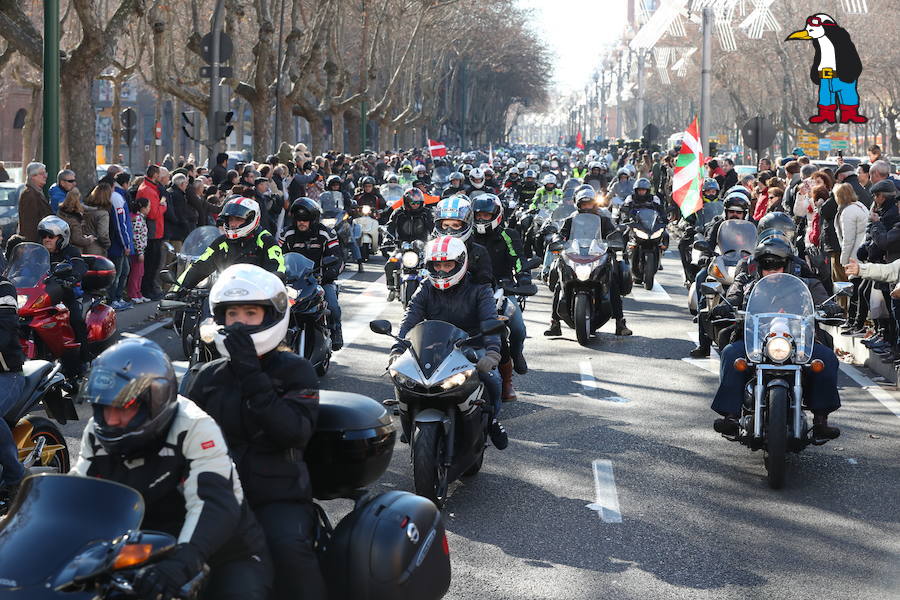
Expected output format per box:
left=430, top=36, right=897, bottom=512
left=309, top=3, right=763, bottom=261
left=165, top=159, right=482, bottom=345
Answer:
left=693, top=240, right=711, bottom=252
left=159, top=270, right=177, bottom=285
left=462, top=347, right=479, bottom=363
left=369, top=319, right=392, bottom=335
left=832, top=281, right=853, bottom=298
left=548, top=241, right=565, bottom=253
left=158, top=299, right=189, bottom=311
left=321, top=255, right=340, bottom=267
left=480, top=318, right=506, bottom=336
left=700, top=282, right=722, bottom=297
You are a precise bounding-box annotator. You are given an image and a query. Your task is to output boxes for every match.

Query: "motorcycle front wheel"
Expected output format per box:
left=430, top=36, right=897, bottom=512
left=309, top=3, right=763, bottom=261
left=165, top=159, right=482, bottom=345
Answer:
left=574, top=293, right=592, bottom=346
left=413, top=422, right=448, bottom=507
left=764, top=386, right=789, bottom=489
left=23, top=417, right=70, bottom=473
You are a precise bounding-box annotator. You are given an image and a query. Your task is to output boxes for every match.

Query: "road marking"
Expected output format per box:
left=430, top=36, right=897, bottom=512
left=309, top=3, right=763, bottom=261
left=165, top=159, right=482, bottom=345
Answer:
left=847, top=458, right=858, bottom=465
left=840, top=363, right=900, bottom=419
left=629, top=279, right=671, bottom=300
left=586, top=460, right=623, bottom=523
left=121, top=319, right=172, bottom=339
left=335, top=275, right=390, bottom=353
left=578, top=360, right=629, bottom=402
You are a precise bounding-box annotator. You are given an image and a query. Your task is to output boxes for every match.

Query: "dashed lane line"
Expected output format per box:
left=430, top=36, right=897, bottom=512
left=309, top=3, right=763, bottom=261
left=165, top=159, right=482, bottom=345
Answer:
left=587, top=459, right=623, bottom=523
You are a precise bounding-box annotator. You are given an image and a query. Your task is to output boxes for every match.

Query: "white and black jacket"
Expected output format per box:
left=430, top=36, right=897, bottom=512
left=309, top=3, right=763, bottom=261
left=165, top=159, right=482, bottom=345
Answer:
left=0, top=277, right=24, bottom=373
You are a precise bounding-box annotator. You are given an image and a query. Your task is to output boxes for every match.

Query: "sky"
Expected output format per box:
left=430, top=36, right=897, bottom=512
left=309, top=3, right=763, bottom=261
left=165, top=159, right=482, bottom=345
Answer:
left=517, top=0, right=628, bottom=95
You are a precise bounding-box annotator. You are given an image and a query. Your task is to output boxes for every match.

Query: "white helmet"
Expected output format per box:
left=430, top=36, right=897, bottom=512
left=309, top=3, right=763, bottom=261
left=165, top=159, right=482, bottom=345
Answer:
left=624, top=164, right=637, bottom=177
left=220, top=197, right=261, bottom=240
left=541, top=173, right=557, bottom=186
left=208, top=264, right=290, bottom=357
left=469, top=168, right=485, bottom=189
left=413, top=164, right=426, bottom=175
left=424, top=236, right=468, bottom=290
left=516, top=161, right=527, bottom=171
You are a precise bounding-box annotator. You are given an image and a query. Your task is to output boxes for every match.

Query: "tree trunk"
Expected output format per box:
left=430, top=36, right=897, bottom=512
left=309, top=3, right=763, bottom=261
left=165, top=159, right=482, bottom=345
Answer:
left=251, top=97, right=273, bottom=161
left=60, top=71, right=97, bottom=189
left=22, top=84, right=42, bottom=165
left=111, top=79, right=122, bottom=161
left=345, top=109, right=360, bottom=154
left=330, top=109, right=345, bottom=153
left=308, top=117, right=324, bottom=156
left=378, top=119, right=391, bottom=152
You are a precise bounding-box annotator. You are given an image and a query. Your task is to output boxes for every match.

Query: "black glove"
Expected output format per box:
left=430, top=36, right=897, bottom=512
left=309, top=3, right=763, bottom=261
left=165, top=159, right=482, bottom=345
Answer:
left=710, top=303, right=735, bottom=321
left=133, top=544, right=204, bottom=600
left=222, top=323, right=262, bottom=374
left=821, top=301, right=844, bottom=319
left=164, top=290, right=186, bottom=301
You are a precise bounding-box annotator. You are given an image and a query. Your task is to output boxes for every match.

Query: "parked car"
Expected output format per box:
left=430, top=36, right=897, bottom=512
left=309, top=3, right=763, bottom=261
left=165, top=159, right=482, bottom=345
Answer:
left=95, top=164, right=132, bottom=182
left=734, top=165, right=758, bottom=178
left=0, top=182, right=24, bottom=241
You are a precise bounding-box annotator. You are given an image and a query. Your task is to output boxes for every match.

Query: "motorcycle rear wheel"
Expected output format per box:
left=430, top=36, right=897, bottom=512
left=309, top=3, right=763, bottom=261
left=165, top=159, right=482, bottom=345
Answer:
left=413, top=422, right=448, bottom=507
left=764, top=387, right=789, bottom=489
left=361, top=243, right=371, bottom=262
left=574, top=293, right=591, bottom=346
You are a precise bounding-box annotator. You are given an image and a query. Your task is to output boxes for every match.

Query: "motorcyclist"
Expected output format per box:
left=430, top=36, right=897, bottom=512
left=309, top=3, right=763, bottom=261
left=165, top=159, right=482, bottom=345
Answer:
left=545, top=187, right=632, bottom=337
left=471, top=194, right=532, bottom=397
left=530, top=173, right=563, bottom=210
left=384, top=188, right=433, bottom=301
left=392, top=236, right=508, bottom=450
left=483, top=167, right=500, bottom=193
left=502, top=167, right=521, bottom=191
left=608, top=168, right=633, bottom=203
left=621, top=178, right=670, bottom=257
left=583, top=161, right=609, bottom=190
left=677, top=178, right=723, bottom=286
left=712, top=238, right=842, bottom=439
left=432, top=196, right=494, bottom=287
left=413, top=164, right=432, bottom=190
left=73, top=338, right=271, bottom=599
left=353, top=175, right=386, bottom=216
left=442, top=171, right=466, bottom=198
left=688, top=191, right=752, bottom=358
left=36, top=216, right=89, bottom=377
left=0, top=271, right=26, bottom=498
left=519, top=169, right=540, bottom=205
left=282, top=197, right=345, bottom=351
left=182, top=265, right=325, bottom=600
left=398, top=162, right=415, bottom=187
left=325, top=175, right=363, bottom=272
left=174, top=197, right=285, bottom=294
left=465, top=168, right=491, bottom=196
left=571, top=160, right=587, bottom=181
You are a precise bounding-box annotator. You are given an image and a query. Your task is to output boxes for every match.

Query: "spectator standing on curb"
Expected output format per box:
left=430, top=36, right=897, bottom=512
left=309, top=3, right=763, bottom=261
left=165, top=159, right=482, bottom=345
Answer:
left=83, top=183, right=113, bottom=256
left=17, top=162, right=52, bottom=242
left=138, top=165, right=167, bottom=300
left=48, top=169, right=77, bottom=213
left=108, top=172, right=136, bottom=310
left=57, top=188, right=96, bottom=253
left=127, top=197, right=150, bottom=304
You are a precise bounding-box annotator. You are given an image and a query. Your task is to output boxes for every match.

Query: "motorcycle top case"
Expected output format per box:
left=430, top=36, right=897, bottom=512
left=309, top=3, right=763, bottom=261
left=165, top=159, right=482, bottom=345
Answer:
left=321, top=490, right=451, bottom=600
left=81, top=254, right=116, bottom=293
left=306, top=391, right=396, bottom=500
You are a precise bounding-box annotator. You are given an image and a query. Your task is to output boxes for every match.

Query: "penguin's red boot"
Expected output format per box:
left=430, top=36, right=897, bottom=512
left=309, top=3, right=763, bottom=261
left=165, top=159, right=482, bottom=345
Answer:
left=839, top=104, right=868, bottom=124
left=809, top=104, right=837, bottom=124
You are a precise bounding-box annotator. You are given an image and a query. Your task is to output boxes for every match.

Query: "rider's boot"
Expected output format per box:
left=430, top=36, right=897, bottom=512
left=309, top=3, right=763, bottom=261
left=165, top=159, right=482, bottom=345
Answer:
left=615, top=319, right=632, bottom=336
left=544, top=320, right=561, bottom=337
left=357, top=260, right=364, bottom=274
left=812, top=414, right=840, bottom=439
left=331, top=326, right=343, bottom=351
left=713, top=414, right=740, bottom=435
left=499, top=360, right=517, bottom=401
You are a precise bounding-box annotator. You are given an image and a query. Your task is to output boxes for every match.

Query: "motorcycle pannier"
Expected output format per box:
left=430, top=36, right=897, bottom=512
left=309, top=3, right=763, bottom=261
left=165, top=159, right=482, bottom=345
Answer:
left=321, top=490, right=451, bottom=600
left=81, top=255, right=116, bottom=293
left=306, top=391, right=396, bottom=500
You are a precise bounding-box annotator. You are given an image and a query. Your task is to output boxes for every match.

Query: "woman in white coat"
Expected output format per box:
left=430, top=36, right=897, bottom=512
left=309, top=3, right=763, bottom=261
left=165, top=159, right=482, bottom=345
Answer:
left=835, top=182, right=869, bottom=320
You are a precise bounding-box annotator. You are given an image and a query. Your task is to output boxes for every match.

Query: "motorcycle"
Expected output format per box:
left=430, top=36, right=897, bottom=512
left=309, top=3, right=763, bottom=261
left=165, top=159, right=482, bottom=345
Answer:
left=319, top=191, right=354, bottom=262
left=283, top=252, right=334, bottom=376
left=355, top=205, right=381, bottom=262
left=678, top=201, right=724, bottom=284
left=432, top=166, right=451, bottom=195
left=7, top=243, right=117, bottom=381
left=157, top=274, right=217, bottom=367
left=711, top=274, right=850, bottom=489
left=692, top=220, right=756, bottom=348
left=382, top=234, right=426, bottom=306
left=627, top=207, right=666, bottom=290
left=380, top=183, right=404, bottom=222
left=370, top=318, right=506, bottom=507
left=548, top=213, right=627, bottom=345
left=0, top=360, right=73, bottom=515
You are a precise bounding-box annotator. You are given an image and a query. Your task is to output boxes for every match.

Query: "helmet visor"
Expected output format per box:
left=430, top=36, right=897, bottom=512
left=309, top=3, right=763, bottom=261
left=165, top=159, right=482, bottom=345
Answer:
left=78, top=367, right=156, bottom=409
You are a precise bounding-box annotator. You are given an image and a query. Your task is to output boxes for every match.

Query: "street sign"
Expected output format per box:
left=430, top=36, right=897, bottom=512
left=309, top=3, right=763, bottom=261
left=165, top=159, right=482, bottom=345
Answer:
left=741, top=116, right=776, bottom=152
left=200, top=31, right=234, bottom=64
left=200, top=65, right=233, bottom=78
left=818, top=138, right=832, bottom=152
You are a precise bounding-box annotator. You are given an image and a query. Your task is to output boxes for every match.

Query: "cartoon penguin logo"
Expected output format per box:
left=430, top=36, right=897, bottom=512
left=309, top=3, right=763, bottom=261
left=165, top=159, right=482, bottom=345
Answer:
left=786, top=13, right=867, bottom=125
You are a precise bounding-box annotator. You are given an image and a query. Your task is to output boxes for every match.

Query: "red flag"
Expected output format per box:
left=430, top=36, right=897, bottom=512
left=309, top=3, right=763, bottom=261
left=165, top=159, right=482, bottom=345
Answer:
left=575, top=131, right=585, bottom=150
left=428, top=139, right=447, bottom=157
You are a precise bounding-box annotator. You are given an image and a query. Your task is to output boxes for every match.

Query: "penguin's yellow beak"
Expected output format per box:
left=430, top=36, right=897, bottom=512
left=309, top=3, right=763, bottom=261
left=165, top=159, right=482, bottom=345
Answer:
left=786, top=29, right=812, bottom=40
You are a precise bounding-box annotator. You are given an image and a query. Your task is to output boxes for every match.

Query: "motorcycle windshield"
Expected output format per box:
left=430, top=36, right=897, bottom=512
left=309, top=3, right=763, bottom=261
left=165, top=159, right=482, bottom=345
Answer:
left=635, top=208, right=660, bottom=232
left=0, top=475, right=144, bottom=588
left=743, top=273, right=816, bottom=364
left=433, top=167, right=450, bottom=184
left=405, top=320, right=469, bottom=379
left=697, top=201, right=724, bottom=228
left=570, top=212, right=602, bottom=243
left=180, top=226, right=221, bottom=259
left=380, top=184, right=404, bottom=203
left=551, top=205, right=575, bottom=223
left=5, top=242, right=50, bottom=288
left=284, top=252, right=316, bottom=283
left=716, top=220, right=757, bottom=266
left=588, top=180, right=601, bottom=192
left=318, top=191, right=344, bottom=213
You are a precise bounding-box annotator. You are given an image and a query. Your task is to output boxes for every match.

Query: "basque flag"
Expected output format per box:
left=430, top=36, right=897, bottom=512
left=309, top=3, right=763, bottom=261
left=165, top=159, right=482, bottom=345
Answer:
left=428, top=139, right=447, bottom=157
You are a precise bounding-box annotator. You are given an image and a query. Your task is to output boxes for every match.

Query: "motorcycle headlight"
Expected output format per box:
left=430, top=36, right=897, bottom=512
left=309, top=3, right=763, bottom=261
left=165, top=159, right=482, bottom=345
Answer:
left=286, top=286, right=299, bottom=299
left=402, top=251, right=419, bottom=268
left=361, top=205, right=372, bottom=215
left=650, top=228, right=663, bottom=239
left=633, top=228, right=649, bottom=239
left=389, top=369, right=417, bottom=389
left=17, top=295, right=27, bottom=308
left=322, top=218, right=337, bottom=228
left=439, top=370, right=472, bottom=390
left=765, top=337, right=792, bottom=362
left=574, top=264, right=592, bottom=281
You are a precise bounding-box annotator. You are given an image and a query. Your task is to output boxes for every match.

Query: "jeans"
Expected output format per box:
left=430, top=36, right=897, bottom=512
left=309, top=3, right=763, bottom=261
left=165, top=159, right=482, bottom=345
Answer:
left=322, top=283, right=341, bottom=332
left=254, top=501, right=325, bottom=600
left=0, top=373, right=25, bottom=485
left=107, top=254, right=130, bottom=302
left=507, top=301, right=526, bottom=359
left=479, top=368, right=502, bottom=418
left=711, top=340, right=840, bottom=416
left=818, top=77, right=860, bottom=106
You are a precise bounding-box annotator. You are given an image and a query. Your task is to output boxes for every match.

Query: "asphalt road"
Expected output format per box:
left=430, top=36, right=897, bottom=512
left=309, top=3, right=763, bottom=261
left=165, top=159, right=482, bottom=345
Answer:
left=60, top=252, right=900, bottom=599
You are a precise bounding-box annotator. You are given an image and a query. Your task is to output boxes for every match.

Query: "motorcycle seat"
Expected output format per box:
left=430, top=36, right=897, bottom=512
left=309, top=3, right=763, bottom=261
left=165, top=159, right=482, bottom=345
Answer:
left=3, top=360, right=53, bottom=426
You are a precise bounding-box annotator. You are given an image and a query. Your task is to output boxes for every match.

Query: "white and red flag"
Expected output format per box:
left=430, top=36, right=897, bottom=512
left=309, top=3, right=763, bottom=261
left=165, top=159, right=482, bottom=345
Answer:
left=428, top=139, right=447, bottom=157
left=671, top=116, right=706, bottom=218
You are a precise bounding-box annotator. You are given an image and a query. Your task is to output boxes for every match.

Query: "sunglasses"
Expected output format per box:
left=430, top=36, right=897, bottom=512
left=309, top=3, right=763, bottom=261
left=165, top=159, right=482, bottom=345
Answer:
left=63, top=179, right=76, bottom=183
left=758, top=258, right=786, bottom=270
left=805, top=16, right=833, bottom=26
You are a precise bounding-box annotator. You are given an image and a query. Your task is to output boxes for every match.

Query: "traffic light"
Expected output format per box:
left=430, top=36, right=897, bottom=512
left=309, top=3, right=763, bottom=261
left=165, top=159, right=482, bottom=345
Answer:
left=708, top=140, right=719, bottom=156
left=213, top=110, right=234, bottom=140
left=120, top=108, right=137, bottom=146
left=182, top=110, right=198, bottom=140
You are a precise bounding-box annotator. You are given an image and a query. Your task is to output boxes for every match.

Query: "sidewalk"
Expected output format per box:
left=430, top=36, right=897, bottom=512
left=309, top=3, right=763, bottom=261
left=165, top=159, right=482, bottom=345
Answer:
left=826, top=325, right=899, bottom=385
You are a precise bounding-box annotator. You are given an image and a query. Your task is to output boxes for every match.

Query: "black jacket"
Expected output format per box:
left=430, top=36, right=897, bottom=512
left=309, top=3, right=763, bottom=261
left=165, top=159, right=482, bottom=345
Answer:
left=387, top=208, right=432, bottom=243
left=281, top=223, right=343, bottom=283
left=440, top=185, right=465, bottom=199
left=49, top=245, right=88, bottom=285
left=868, top=197, right=900, bottom=263
left=396, top=275, right=500, bottom=354
left=183, top=351, right=320, bottom=508
left=0, top=276, right=24, bottom=373
left=722, top=169, right=738, bottom=192
left=177, top=229, right=285, bottom=291
left=559, top=210, right=616, bottom=241
left=165, top=186, right=193, bottom=241
left=473, top=228, right=526, bottom=284
left=819, top=195, right=840, bottom=254
left=464, top=238, right=495, bottom=287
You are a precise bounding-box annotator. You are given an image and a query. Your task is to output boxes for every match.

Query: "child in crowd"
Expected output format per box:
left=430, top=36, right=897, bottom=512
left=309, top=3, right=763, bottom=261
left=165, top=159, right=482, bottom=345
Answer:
left=127, top=197, right=150, bottom=303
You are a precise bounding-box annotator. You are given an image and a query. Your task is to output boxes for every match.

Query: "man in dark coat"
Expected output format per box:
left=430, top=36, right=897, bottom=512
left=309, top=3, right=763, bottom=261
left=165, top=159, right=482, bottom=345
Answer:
left=17, top=162, right=52, bottom=242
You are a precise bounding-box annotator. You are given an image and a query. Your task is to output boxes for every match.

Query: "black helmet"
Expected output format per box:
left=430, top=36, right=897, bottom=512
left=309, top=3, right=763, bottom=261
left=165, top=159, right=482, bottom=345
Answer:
left=757, top=212, right=794, bottom=238
left=723, top=193, right=750, bottom=217
left=78, top=338, right=178, bottom=459
left=724, top=185, right=752, bottom=201
left=290, top=197, right=322, bottom=223
left=634, top=177, right=652, bottom=191
left=326, top=175, right=342, bottom=189
left=402, top=188, right=425, bottom=211
left=471, top=194, right=503, bottom=234
left=361, top=176, right=375, bottom=187
left=753, top=237, right=793, bottom=272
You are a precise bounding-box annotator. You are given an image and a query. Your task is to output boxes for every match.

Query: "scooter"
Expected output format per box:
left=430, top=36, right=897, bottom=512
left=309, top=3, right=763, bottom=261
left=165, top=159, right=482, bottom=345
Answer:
left=370, top=318, right=506, bottom=507
left=0, top=359, right=73, bottom=515
left=7, top=243, right=117, bottom=382
left=355, top=205, right=381, bottom=262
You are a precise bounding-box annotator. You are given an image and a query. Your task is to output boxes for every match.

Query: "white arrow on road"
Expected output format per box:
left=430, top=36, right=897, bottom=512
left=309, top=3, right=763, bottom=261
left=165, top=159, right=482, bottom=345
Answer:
left=587, top=459, right=623, bottom=523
